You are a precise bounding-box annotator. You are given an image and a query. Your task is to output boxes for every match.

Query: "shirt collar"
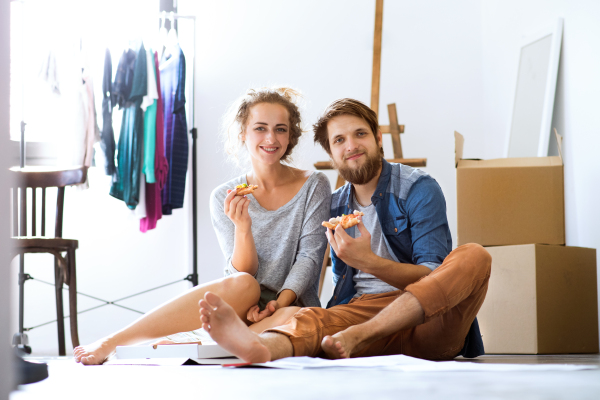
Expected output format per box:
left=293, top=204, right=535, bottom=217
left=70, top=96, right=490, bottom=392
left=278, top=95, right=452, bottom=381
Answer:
left=372, top=158, right=391, bottom=204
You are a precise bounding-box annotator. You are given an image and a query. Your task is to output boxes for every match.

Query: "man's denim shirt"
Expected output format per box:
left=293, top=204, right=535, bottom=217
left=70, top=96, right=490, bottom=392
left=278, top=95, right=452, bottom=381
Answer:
left=326, top=159, right=484, bottom=358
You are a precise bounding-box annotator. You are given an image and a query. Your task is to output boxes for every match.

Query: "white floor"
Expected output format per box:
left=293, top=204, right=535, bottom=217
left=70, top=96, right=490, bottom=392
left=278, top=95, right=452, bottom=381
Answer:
left=10, top=355, right=600, bottom=400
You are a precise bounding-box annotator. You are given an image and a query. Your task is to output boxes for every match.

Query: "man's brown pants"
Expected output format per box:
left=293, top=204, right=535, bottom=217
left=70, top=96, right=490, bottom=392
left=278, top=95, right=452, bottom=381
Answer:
left=267, top=243, right=492, bottom=360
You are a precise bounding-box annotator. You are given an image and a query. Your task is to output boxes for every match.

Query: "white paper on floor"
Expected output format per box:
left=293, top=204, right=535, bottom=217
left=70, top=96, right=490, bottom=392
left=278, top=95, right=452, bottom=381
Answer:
left=249, top=355, right=597, bottom=372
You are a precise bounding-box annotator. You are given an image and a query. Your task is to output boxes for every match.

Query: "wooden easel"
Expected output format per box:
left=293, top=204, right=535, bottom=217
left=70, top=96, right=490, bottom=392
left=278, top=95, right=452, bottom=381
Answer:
left=317, top=0, right=427, bottom=297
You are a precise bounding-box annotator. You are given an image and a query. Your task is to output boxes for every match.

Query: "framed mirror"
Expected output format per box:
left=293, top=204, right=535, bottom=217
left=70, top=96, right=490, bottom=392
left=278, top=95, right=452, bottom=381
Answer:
left=505, top=18, right=563, bottom=158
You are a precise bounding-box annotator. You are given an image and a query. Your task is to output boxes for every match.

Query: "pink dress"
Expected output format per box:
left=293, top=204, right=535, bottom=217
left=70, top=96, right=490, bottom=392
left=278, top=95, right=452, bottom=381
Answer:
left=140, top=52, right=169, bottom=232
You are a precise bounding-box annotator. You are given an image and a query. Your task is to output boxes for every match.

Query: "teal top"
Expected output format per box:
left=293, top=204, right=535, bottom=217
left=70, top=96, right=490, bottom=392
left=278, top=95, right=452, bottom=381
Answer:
left=143, top=50, right=157, bottom=183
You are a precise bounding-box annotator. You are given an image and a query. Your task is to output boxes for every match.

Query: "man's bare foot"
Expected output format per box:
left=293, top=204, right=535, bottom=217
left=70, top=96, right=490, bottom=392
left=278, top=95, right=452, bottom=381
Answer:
left=199, top=291, right=270, bottom=363
left=73, top=337, right=117, bottom=365
left=321, top=326, right=365, bottom=359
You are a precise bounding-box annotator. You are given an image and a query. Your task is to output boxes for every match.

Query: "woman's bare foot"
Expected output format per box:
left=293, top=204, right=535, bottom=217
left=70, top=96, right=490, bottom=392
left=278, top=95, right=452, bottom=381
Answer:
left=199, top=291, right=270, bottom=363
left=73, top=337, right=117, bottom=365
left=321, top=326, right=365, bottom=359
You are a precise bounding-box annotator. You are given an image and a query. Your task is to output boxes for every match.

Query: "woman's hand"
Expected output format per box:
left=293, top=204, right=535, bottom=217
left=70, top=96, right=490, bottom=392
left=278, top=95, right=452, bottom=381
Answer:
left=246, top=300, right=280, bottom=324
left=224, top=189, right=252, bottom=232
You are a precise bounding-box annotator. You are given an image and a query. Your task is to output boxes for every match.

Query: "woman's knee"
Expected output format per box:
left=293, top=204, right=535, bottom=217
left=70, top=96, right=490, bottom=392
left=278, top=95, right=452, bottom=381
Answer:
left=224, top=272, right=260, bottom=302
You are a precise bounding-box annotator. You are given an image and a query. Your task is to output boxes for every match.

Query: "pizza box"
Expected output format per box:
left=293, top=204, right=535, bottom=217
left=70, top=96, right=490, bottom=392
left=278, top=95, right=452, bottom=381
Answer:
left=108, top=343, right=242, bottom=366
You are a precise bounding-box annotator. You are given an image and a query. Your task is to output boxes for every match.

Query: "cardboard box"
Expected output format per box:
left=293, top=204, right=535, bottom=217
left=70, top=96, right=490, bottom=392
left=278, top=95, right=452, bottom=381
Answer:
left=478, top=244, right=598, bottom=354
left=455, top=131, right=565, bottom=246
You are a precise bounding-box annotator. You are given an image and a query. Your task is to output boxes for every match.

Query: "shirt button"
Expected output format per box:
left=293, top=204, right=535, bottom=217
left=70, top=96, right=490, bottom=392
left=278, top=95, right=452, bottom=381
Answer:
left=342, top=275, right=345, bottom=279
left=379, top=193, right=382, bottom=196
left=334, top=296, right=337, bottom=300
left=394, top=228, right=398, bottom=232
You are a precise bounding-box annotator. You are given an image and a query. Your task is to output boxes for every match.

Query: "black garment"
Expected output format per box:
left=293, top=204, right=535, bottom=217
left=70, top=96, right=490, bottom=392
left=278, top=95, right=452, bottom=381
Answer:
left=113, top=49, right=136, bottom=110
left=110, top=44, right=147, bottom=209
left=160, top=45, right=189, bottom=214
left=100, top=49, right=116, bottom=179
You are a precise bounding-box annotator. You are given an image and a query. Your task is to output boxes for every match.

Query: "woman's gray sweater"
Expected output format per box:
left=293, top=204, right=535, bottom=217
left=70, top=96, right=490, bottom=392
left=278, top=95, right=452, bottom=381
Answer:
left=209, top=171, right=332, bottom=307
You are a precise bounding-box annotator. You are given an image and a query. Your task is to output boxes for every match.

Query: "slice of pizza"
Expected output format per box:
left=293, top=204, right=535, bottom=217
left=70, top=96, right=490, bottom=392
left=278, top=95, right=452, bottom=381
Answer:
left=234, top=183, right=258, bottom=196
left=322, top=210, right=365, bottom=230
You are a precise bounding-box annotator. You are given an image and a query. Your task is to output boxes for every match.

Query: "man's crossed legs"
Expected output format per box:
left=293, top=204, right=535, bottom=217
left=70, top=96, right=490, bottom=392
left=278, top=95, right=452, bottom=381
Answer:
left=200, top=243, right=492, bottom=363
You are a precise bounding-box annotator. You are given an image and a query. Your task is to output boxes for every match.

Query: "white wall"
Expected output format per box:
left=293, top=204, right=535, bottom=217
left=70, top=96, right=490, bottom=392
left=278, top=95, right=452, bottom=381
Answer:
left=1, top=0, right=14, bottom=395
left=12, top=0, right=485, bottom=355
left=180, top=0, right=485, bottom=285
left=481, top=0, right=600, bottom=335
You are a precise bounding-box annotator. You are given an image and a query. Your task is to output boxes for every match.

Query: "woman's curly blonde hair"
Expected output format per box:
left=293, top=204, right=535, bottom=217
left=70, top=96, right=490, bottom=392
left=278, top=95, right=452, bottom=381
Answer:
left=221, top=87, right=304, bottom=167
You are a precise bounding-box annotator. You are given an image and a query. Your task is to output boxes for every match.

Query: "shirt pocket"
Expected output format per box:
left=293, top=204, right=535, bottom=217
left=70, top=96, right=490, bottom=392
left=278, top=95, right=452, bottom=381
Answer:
left=382, top=215, right=409, bottom=236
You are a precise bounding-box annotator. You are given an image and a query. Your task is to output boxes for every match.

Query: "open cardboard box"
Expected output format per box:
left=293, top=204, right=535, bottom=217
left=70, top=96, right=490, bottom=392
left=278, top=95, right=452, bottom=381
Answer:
left=477, top=244, right=598, bottom=354
left=455, top=131, right=565, bottom=246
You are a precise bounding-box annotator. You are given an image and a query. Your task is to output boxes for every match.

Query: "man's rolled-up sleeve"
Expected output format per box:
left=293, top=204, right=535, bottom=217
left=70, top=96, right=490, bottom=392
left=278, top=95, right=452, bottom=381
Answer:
left=405, top=177, right=452, bottom=269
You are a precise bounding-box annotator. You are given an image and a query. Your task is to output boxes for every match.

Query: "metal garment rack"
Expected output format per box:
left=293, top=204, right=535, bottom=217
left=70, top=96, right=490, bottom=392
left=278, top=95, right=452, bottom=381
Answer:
left=167, top=12, right=199, bottom=287
left=15, top=13, right=200, bottom=349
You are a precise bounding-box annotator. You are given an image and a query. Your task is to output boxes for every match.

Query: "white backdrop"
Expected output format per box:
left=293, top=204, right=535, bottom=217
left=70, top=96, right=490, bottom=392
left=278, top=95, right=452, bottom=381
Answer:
left=179, top=0, right=485, bottom=286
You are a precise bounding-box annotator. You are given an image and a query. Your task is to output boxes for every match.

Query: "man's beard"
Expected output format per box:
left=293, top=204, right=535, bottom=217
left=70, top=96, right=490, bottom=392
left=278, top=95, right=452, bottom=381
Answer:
left=332, top=148, right=383, bottom=185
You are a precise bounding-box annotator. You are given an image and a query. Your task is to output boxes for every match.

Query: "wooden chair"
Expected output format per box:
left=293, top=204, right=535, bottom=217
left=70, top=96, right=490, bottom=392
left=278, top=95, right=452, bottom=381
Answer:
left=10, top=166, right=87, bottom=356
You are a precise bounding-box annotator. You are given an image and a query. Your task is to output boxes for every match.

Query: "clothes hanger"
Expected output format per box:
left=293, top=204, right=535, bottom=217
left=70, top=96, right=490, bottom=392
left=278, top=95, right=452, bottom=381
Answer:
left=158, top=11, right=168, bottom=58
left=166, top=12, right=178, bottom=51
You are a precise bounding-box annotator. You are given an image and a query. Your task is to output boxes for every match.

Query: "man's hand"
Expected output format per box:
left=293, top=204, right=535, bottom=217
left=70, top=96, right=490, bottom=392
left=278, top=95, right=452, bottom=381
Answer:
left=326, top=217, right=376, bottom=272
left=246, top=300, right=280, bottom=324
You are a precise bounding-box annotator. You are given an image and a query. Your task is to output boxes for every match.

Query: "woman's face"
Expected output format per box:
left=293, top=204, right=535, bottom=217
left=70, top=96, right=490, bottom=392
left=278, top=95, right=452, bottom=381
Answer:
left=242, top=103, right=291, bottom=166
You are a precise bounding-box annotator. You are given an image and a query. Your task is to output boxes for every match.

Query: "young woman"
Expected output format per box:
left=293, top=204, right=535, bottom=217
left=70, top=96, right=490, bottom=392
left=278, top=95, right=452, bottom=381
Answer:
left=73, top=87, right=331, bottom=364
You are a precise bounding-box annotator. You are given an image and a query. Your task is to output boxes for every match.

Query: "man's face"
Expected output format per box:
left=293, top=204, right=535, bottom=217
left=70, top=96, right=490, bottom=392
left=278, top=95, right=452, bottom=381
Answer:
left=327, top=114, right=383, bottom=185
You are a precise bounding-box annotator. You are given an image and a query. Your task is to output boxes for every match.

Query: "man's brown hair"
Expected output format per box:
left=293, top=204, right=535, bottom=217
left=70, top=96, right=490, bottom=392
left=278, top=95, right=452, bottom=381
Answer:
left=313, top=98, right=380, bottom=154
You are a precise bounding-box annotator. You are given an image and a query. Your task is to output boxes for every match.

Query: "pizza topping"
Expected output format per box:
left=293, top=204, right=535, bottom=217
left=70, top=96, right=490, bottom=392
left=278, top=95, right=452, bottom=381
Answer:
left=236, top=183, right=249, bottom=189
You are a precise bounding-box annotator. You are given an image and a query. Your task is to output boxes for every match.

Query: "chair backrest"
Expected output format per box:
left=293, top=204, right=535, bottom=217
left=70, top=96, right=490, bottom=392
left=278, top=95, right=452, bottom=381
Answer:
left=10, top=167, right=87, bottom=239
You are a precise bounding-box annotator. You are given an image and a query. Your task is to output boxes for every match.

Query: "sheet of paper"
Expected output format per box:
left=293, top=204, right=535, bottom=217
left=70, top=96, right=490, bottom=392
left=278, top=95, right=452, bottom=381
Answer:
left=249, top=355, right=597, bottom=372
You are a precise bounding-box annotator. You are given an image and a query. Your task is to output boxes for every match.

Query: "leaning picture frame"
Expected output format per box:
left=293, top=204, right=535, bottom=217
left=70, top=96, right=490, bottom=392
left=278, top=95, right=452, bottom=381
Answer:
left=505, top=18, right=563, bottom=158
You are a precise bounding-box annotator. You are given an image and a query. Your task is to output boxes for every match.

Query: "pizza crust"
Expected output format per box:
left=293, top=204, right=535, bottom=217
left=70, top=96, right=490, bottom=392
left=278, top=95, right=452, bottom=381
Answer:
left=322, top=211, right=365, bottom=230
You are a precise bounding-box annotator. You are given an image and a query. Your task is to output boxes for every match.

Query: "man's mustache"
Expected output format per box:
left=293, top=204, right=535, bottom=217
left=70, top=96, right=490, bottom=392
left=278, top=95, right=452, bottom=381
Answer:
left=344, top=150, right=364, bottom=161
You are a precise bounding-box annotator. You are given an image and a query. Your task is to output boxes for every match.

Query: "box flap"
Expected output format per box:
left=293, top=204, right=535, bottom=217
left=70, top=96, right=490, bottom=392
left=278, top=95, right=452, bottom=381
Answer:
left=457, top=156, right=562, bottom=168
left=454, top=131, right=464, bottom=167
left=554, top=129, right=563, bottom=164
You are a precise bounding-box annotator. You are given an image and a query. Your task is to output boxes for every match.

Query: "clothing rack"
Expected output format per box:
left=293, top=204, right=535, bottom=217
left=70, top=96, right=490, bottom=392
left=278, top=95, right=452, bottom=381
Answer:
left=164, top=12, right=199, bottom=287
left=14, top=13, right=200, bottom=350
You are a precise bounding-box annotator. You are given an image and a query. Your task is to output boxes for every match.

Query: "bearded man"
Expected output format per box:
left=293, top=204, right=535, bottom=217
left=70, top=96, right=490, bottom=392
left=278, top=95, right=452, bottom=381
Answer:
left=197, top=98, right=491, bottom=363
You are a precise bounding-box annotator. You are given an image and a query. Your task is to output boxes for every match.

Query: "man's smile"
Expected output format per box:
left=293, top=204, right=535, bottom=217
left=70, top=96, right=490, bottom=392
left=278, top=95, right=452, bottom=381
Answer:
left=345, top=152, right=364, bottom=161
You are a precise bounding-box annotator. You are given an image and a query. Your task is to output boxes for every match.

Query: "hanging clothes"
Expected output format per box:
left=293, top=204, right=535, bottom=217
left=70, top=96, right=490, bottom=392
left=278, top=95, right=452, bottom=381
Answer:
left=142, top=48, right=158, bottom=184
left=55, top=41, right=99, bottom=182
left=110, top=43, right=147, bottom=209
left=159, top=44, right=189, bottom=215
left=82, top=73, right=100, bottom=169
left=100, top=48, right=117, bottom=179
left=134, top=173, right=147, bottom=219
left=113, top=49, right=136, bottom=110
left=141, top=51, right=169, bottom=232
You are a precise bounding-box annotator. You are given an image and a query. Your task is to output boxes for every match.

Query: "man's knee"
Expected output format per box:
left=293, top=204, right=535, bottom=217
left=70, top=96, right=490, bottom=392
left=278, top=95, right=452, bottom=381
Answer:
left=458, top=243, right=492, bottom=276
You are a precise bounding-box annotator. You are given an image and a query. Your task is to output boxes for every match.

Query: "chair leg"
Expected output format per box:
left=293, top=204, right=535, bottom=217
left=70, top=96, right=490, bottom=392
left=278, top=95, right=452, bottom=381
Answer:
left=67, top=248, right=80, bottom=348
left=54, top=256, right=66, bottom=356
left=18, top=253, right=26, bottom=336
